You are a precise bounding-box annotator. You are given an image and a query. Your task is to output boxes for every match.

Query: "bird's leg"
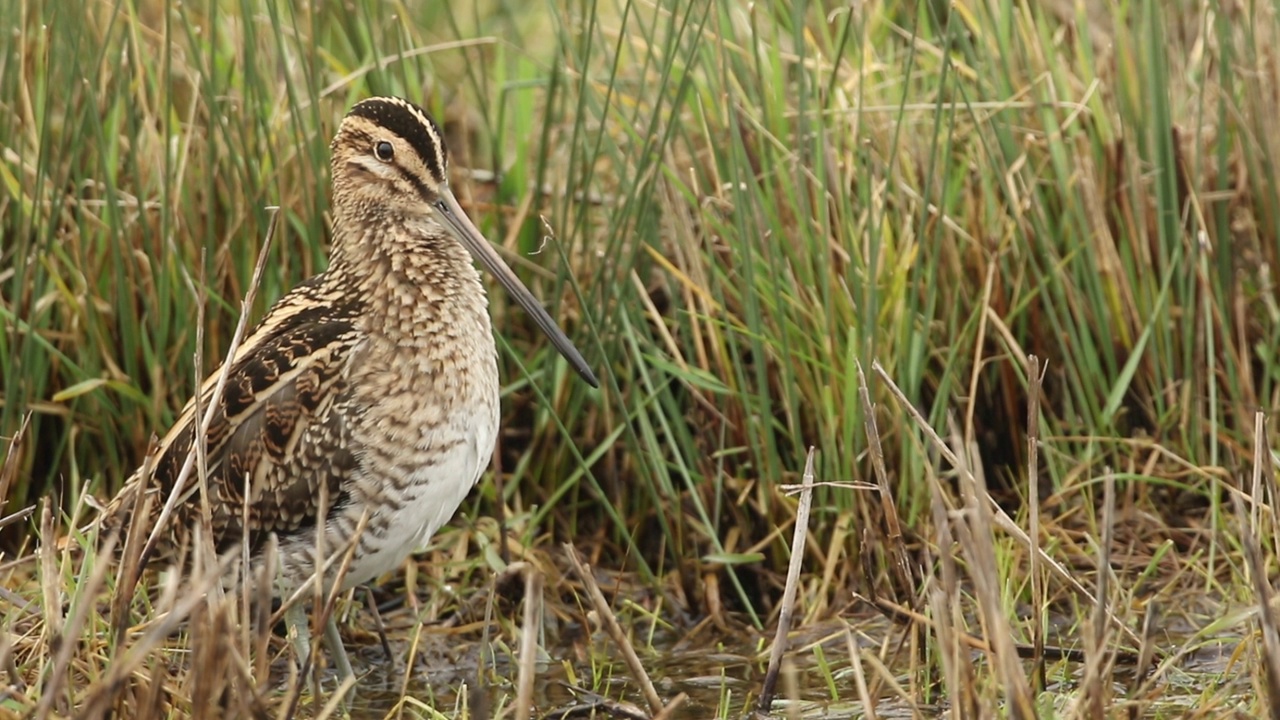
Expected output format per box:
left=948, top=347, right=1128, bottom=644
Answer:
left=284, top=602, right=316, bottom=695
left=323, top=609, right=355, bottom=682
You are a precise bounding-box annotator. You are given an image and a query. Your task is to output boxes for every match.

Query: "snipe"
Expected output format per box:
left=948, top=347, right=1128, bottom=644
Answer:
left=101, top=96, right=598, bottom=682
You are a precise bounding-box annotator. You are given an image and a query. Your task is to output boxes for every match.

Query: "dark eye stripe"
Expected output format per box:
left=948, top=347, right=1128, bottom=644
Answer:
left=394, top=165, right=435, bottom=203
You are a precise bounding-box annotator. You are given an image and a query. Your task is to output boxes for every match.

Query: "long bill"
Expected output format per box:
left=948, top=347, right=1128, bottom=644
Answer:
left=434, top=188, right=599, bottom=388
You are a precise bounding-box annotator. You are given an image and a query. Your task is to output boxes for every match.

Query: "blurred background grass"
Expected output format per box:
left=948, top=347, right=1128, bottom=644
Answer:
left=4, top=0, right=1280, bottom=622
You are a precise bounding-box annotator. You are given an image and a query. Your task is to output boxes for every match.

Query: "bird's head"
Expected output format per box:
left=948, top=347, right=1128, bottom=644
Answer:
left=329, top=96, right=598, bottom=387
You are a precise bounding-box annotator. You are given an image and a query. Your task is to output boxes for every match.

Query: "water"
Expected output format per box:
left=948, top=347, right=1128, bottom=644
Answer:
left=284, top=600, right=1256, bottom=719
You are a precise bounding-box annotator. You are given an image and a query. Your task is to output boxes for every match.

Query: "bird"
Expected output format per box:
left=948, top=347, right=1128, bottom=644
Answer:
left=97, top=95, right=599, bottom=684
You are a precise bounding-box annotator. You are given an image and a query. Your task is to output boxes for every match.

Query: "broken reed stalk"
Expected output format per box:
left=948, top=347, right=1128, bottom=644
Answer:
left=1094, top=471, right=1115, bottom=655
left=1251, top=411, right=1266, bottom=534
left=1027, top=354, right=1045, bottom=691
left=925, top=463, right=976, bottom=718
left=757, top=447, right=816, bottom=714
left=112, top=444, right=157, bottom=646
left=1077, top=470, right=1116, bottom=719
left=1240, top=413, right=1280, bottom=720
left=515, top=566, right=543, bottom=720
left=1261, top=411, right=1280, bottom=560
left=187, top=244, right=217, bottom=590
left=855, top=362, right=915, bottom=605
left=950, top=429, right=1036, bottom=720
left=1240, top=496, right=1280, bottom=720
left=37, top=499, right=61, bottom=666
left=563, top=543, right=665, bottom=715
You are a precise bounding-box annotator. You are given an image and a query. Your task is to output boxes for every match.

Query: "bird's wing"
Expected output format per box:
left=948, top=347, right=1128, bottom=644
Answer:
left=104, top=279, right=364, bottom=560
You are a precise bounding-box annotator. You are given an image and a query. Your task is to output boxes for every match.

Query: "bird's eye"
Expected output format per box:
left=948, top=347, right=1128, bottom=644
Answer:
left=374, top=141, right=395, bottom=162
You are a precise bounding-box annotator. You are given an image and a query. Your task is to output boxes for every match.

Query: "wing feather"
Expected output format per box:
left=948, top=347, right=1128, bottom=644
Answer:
left=105, top=278, right=364, bottom=560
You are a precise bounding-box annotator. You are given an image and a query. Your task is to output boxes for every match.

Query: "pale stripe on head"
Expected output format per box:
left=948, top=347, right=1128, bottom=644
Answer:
left=347, top=97, right=448, bottom=185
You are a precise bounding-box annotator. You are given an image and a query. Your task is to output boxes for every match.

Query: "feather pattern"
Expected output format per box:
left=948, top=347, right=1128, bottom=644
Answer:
left=101, top=95, right=593, bottom=620
left=105, top=277, right=362, bottom=559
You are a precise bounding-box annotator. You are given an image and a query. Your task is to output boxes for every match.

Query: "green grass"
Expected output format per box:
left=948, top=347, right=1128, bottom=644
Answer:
left=5, top=0, right=1280, bottom=716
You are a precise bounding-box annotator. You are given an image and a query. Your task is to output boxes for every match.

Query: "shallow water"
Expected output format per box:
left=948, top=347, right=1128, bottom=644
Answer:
left=297, top=612, right=891, bottom=718
left=283, top=599, right=1256, bottom=720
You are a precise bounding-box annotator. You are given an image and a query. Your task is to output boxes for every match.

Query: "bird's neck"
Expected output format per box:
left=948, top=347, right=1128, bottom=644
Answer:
left=327, top=216, right=491, bottom=348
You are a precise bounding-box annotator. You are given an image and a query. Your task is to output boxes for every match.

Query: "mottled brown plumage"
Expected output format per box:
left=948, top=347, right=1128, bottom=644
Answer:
left=101, top=96, right=597, bottom=681
left=104, top=277, right=360, bottom=565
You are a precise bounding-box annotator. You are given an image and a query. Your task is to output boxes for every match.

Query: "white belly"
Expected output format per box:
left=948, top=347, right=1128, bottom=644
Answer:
left=337, top=408, right=497, bottom=589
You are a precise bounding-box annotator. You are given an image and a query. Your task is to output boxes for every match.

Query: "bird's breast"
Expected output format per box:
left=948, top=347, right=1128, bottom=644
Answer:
left=333, top=327, right=500, bottom=583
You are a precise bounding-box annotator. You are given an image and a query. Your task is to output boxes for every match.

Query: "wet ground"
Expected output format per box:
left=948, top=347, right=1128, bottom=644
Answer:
left=284, top=600, right=1257, bottom=719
